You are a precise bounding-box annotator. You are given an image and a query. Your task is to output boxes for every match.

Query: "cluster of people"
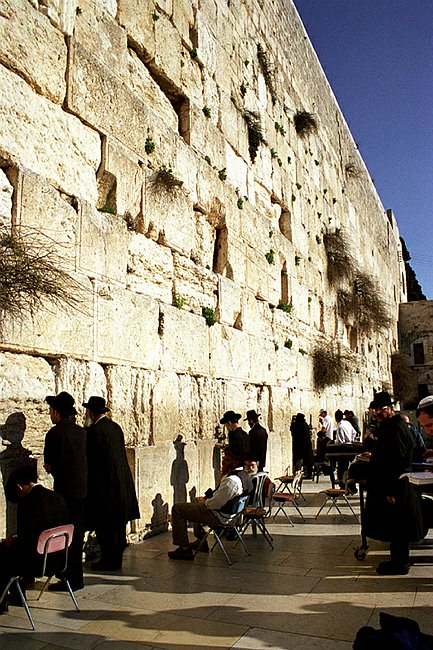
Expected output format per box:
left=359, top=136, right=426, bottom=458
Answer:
left=0, top=391, right=139, bottom=612
left=168, top=408, right=268, bottom=561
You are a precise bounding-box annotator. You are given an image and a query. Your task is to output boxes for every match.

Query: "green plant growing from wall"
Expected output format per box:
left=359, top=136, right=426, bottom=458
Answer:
left=204, top=155, right=211, bottom=165
left=274, top=341, right=279, bottom=351
left=190, top=48, right=197, bottom=58
left=315, top=234, right=321, bottom=244
left=270, top=148, right=278, bottom=159
left=277, top=301, right=293, bottom=314
left=265, top=250, right=275, bottom=265
left=323, top=229, right=355, bottom=286
left=284, top=338, right=293, bottom=349
left=237, top=197, right=244, bottom=210
left=0, top=226, right=85, bottom=332
left=294, top=110, right=318, bottom=137
left=314, top=159, right=320, bottom=166
left=202, top=106, right=211, bottom=118
left=291, top=194, right=296, bottom=202
left=150, top=166, right=183, bottom=192
left=296, top=182, right=302, bottom=190
left=202, top=306, right=216, bottom=326
left=274, top=122, right=286, bottom=135
left=240, top=82, right=247, bottom=98
left=145, top=137, right=155, bottom=154
left=299, top=348, right=307, bottom=355
left=277, top=158, right=282, bottom=166
left=242, top=110, right=265, bottom=162
left=345, top=161, right=361, bottom=178
left=172, top=292, right=185, bottom=309
left=257, top=43, right=277, bottom=104
left=151, top=10, right=160, bottom=20
left=98, top=204, right=115, bottom=214
left=368, top=342, right=374, bottom=353
left=295, top=255, right=301, bottom=266
left=218, top=168, right=227, bottom=181
left=332, top=197, right=337, bottom=204
left=76, top=6, right=82, bottom=15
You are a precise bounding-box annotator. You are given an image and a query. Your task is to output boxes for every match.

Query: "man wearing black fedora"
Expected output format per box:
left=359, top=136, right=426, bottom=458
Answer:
left=245, top=410, right=268, bottom=471
left=83, top=396, right=140, bottom=571
left=219, top=411, right=249, bottom=476
left=44, top=391, right=87, bottom=591
left=364, top=391, right=424, bottom=575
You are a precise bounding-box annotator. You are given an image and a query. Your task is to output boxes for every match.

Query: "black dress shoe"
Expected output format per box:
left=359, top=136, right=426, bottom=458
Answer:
left=48, top=580, right=84, bottom=592
left=0, top=599, right=9, bottom=614
left=376, top=561, right=410, bottom=575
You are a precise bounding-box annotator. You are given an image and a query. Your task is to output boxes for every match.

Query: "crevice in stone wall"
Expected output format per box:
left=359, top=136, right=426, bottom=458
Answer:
left=148, top=384, right=155, bottom=446
left=279, top=210, right=292, bottom=242
left=319, top=298, right=325, bottom=333
left=212, top=226, right=233, bottom=279
left=128, top=40, right=191, bottom=142
left=96, top=140, right=117, bottom=213
left=233, top=312, right=243, bottom=330
left=280, top=262, right=289, bottom=304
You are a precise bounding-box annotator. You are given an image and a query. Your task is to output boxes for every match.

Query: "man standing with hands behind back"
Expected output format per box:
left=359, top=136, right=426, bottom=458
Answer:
left=44, top=391, right=87, bottom=591
left=246, top=409, right=268, bottom=471
left=84, top=396, right=140, bottom=571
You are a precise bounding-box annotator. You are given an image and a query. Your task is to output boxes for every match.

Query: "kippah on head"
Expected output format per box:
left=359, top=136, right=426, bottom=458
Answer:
left=418, top=395, right=433, bottom=409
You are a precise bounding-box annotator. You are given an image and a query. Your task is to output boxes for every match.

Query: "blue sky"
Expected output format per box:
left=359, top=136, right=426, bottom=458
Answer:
left=293, top=0, right=433, bottom=299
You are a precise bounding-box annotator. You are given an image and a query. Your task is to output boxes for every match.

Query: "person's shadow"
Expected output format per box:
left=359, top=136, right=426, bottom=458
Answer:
left=0, top=412, right=36, bottom=536
left=170, top=435, right=189, bottom=504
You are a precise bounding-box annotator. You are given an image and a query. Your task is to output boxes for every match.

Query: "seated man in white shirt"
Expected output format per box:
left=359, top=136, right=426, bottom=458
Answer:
left=168, top=458, right=257, bottom=561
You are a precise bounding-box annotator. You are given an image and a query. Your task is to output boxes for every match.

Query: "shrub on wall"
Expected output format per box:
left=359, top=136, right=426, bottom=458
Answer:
left=294, top=110, right=317, bottom=137
left=323, top=229, right=355, bottom=286
left=242, top=110, right=265, bottom=162
left=313, top=344, right=352, bottom=389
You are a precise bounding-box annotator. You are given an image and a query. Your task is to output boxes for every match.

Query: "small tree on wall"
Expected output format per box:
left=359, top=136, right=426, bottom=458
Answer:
left=313, top=343, right=353, bottom=389
left=0, top=226, right=84, bottom=334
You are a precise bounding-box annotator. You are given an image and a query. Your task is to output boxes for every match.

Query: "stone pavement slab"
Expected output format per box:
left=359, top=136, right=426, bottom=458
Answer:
left=0, top=484, right=432, bottom=649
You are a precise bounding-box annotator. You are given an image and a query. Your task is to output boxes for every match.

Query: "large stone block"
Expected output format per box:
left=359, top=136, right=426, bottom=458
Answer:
left=38, top=0, right=76, bottom=34
left=159, top=305, right=210, bottom=374
left=144, top=171, right=195, bottom=255
left=67, top=42, right=167, bottom=161
left=0, top=65, right=100, bottom=202
left=209, top=324, right=250, bottom=380
left=0, top=0, right=67, bottom=104
left=117, top=0, right=155, bottom=60
left=97, top=288, right=161, bottom=367
left=131, top=443, right=173, bottom=526
left=74, top=0, right=128, bottom=72
left=12, top=168, right=79, bottom=266
left=127, top=233, right=174, bottom=303
left=152, top=372, right=179, bottom=443
left=172, top=252, right=218, bottom=315
left=153, top=13, right=183, bottom=89
left=52, top=357, right=107, bottom=411
left=104, top=364, right=155, bottom=447
left=98, top=137, right=144, bottom=221
left=216, top=276, right=242, bottom=327
left=78, top=202, right=129, bottom=284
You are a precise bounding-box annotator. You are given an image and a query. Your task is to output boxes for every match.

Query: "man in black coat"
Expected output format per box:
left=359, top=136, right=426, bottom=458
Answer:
left=220, top=410, right=249, bottom=476
left=44, top=391, right=87, bottom=591
left=365, top=392, right=424, bottom=575
left=0, top=466, right=71, bottom=612
left=245, top=410, right=268, bottom=471
left=83, top=396, right=140, bottom=571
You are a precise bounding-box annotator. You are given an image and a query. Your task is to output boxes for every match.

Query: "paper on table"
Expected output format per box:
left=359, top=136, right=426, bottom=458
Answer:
left=400, top=471, right=433, bottom=485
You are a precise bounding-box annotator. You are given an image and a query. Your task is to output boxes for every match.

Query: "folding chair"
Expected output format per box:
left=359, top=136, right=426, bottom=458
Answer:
left=271, top=471, right=306, bottom=525
left=274, top=462, right=306, bottom=501
left=315, top=488, right=357, bottom=521
left=238, top=472, right=274, bottom=549
left=0, top=524, right=80, bottom=630
left=194, top=495, right=250, bottom=565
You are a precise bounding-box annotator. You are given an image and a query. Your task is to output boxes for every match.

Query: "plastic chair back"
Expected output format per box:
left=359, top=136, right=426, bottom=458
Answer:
left=37, top=524, right=74, bottom=555
left=250, top=472, right=268, bottom=508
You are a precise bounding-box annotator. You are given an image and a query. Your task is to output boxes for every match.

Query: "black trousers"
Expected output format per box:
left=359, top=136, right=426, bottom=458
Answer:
left=95, top=520, right=127, bottom=568
left=389, top=539, right=410, bottom=567
left=64, top=498, right=86, bottom=585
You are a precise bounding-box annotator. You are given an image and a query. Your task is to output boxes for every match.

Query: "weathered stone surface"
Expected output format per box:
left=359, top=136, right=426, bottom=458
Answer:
left=0, top=65, right=100, bottom=202
left=98, top=137, right=143, bottom=221
left=127, top=233, right=174, bottom=302
left=0, top=168, right=13, bottom=226
left=78, top=202, right=129, bottom=283
left=39, top=0, right=76, bottom=34
left=74, top=0, right=127, bottom=72
left=97, top=288, right=161, bottom=367
left=0, top=0, right=67, bottom=104
left=209, top=324, right=249, bottom=380
left=117, top=0, right=155, bottom=59
left=160, top=305, right=210, bottom=375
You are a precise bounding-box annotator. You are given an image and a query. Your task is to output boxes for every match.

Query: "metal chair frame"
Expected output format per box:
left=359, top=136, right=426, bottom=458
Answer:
left=315, top=488, right=358, bottom=521
left=0, top=524, right=80, bottom=630
left=194, top=495, right=250, bottom=565
left=238, top=472, right=274, bottom=549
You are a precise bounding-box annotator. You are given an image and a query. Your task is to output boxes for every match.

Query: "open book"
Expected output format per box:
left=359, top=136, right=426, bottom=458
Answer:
left=400, top=472, right=433, bottom=486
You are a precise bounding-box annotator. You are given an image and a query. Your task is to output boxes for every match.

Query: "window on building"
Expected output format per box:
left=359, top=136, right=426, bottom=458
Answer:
left=413, top=342, right=425, bottom=365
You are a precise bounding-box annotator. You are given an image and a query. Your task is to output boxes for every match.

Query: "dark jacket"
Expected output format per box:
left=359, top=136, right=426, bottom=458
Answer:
left=365, top=414, right=424, bottom=543
left=248, top=422, right=268, bottom=470
left=16, top=484, right=71, bottom=576
left=44, top=416, right=87, bottom=501
left=227, top=427, right=249, bottom=462
left=86, top=416, right=140, bottom=526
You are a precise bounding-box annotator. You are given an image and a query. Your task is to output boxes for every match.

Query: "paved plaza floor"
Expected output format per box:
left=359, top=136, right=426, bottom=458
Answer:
left=1, top=482, right=432, bottom=649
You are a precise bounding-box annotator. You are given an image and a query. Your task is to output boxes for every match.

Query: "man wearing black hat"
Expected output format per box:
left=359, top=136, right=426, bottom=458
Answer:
left=83, top=396, right=140, bottom=571
left=219, top=411, right=249, bottom=476
left=245, top=410, right=268, bottom=471
left=364, top=391, right=424, bottom=575
left=44, top=391, right=87, bottom=590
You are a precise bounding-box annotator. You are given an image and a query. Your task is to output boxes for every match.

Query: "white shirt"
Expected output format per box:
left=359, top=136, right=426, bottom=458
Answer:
left=322, top=415, right=334, bottom=440
left=205, top=474, right=243, bottom=524
left=335, top=420, right=356, bottom=445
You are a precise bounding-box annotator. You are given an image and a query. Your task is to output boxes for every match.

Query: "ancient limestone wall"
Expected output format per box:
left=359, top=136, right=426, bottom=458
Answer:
left=399, top=301, right=433, bottom=398
left=0, top=0, right=406, bottom=533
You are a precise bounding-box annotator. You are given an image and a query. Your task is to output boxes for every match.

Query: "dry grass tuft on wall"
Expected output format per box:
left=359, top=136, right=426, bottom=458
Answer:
left=313, top=343, right=353, bottom=390
left=294, top=110, right=317, bottom=137
left=0, top=226, right=85, bottom=333
left=353, top=272, right=392, bottom=333
left=323, top=229, right=355, bottom=286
